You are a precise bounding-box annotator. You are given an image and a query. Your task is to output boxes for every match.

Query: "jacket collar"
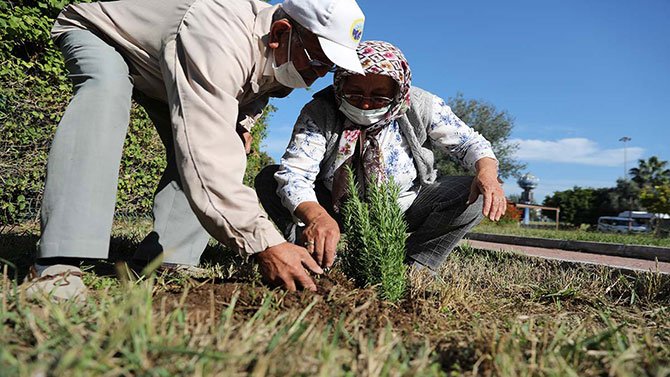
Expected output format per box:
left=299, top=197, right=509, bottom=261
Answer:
left=252, top=4, right=280, bottom=93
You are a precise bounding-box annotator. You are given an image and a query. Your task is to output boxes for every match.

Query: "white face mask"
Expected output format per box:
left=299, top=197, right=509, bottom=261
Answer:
left=272, top=28, right=308, bottom=89
left=338, top=98, right=391, bottom=126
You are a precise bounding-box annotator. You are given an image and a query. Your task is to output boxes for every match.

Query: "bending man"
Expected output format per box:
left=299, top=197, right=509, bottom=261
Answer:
left=26, top=0, right=366, bottom=299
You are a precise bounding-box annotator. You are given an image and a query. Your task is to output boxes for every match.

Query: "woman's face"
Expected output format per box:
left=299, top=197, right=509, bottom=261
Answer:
left=341, top=74, right=398, bottom=110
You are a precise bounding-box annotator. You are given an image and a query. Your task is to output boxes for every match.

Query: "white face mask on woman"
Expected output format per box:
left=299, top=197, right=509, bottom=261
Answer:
left=338, top=99, right=391, bottom=126
left=272, top=28, right=308, bottom=89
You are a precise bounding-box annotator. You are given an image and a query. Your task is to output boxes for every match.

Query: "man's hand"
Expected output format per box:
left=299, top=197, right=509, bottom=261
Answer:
left=468, top=158, right=506, bottom=221
left=294, top=202, right=340, bottom=269
left=236, top=125, right=253, bottom=154
left=256, top=242, right=323, bottom=291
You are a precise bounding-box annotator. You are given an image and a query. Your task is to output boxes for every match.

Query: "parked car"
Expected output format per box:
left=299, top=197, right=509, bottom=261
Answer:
left=597, top=216, right=649, bottom=234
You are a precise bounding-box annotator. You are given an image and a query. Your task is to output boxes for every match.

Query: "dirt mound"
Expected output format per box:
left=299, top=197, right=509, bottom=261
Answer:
left=155, top=270, right=439, bottom=337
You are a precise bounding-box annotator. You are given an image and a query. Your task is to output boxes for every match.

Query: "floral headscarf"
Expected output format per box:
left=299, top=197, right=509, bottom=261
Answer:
left=333, top=40, right=412, bottom=130
left=330, top=41, right=413, bottom=211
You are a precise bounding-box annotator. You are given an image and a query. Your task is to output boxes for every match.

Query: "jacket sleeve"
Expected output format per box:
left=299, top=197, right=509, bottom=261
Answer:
left=237, top=97, right=270, bottom=132
left=160, top=23, right=284, bottom=256
left=274, top=111, right=328, bottom=215
left=427, top=94, right=498, bottom=171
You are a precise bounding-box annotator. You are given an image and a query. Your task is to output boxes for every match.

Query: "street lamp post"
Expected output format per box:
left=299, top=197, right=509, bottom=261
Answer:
left=619, top=136, right=632, bottom=232
left=619, top=136, right=631, bottom=179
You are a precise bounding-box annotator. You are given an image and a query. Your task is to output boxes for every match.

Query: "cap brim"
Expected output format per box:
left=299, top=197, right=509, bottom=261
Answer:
left=318, top=36, right=365, bottom=74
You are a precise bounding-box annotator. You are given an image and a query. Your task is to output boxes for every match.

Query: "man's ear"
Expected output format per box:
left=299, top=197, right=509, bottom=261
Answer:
left=269, top=19, right=292, bottom=49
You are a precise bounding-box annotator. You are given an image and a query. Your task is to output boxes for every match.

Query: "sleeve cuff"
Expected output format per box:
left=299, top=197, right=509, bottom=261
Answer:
left=467, top=151, right=498, bottom=171
left=241, top=222, right=286, bottom=256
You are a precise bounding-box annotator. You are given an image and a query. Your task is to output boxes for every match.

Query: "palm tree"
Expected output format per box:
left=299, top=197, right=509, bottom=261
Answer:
left=629, top=156, right=670, bottom=188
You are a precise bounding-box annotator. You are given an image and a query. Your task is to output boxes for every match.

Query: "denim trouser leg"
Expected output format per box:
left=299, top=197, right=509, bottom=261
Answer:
left=39, top=30, right=134, bottom=259
left=132, top=92, right=210, bottom=266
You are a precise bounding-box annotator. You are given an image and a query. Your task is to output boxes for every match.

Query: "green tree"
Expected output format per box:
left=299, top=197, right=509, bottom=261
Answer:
left=629, top=156, right=670, bottom=189
left=640, top=184, right=670, bottom=237
left=640, top=184, right=670, bottom=215
left=435, top=93, right=525, bottom=179
left=605, top=178, right=641, bottom=214
left=543, top=186, right=600, bottom=226
left=541, top=178, right=647, bottom=226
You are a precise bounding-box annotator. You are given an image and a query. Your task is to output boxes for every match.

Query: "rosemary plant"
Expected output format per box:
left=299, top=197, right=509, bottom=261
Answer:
left=340, top=166, right=408, bottom=301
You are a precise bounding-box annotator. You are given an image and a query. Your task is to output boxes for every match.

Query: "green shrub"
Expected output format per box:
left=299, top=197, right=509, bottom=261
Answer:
left=0, top=0, right=272, bottom=224
left=340, top=167, right=408, bottom=301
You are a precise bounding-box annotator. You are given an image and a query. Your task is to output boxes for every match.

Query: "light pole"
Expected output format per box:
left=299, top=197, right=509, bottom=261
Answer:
left=619, top=136, right=631, bottom=179
left=619, top=136, right=632, bottom=231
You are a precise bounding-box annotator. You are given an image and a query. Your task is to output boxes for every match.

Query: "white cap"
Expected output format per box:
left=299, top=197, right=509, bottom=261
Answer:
left=281, top=0, right=365, bottom=74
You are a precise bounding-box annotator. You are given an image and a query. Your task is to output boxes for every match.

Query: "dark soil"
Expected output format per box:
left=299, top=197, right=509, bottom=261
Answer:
left=153, top=270, right=483, bottom=370
left=156, top=270, right=439, bottom=336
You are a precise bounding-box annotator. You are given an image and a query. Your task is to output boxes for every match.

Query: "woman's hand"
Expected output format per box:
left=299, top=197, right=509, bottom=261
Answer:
left=295, top=202, right=340, bottom=268
left=468, top=157, right=506, bottom=221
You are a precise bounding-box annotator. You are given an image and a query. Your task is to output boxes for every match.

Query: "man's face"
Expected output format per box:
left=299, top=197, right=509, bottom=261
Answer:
left=271, top=21, right=335, bottom=87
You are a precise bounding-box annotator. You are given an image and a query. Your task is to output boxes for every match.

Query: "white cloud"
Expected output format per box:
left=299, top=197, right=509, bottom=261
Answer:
left=510, top=138, right=644, bottom=167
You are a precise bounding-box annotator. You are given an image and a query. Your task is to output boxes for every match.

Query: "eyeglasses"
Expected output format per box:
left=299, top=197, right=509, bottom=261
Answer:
left=293, top=26, right=337, bottom=73
left=342, top=93, right=394, bottom=107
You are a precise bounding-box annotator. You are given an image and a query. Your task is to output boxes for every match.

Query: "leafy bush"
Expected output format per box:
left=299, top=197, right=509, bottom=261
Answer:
left=497, top=201, right=522, bottom=225
left=0, top=0, right=272, bottom=224
left=340, top=167, right=408, bottom=301
left=641, top=184, right=670, bottom=237
left=243, top=105, right=275, bottom=188
left=542, top=186, right=610, bottom=226
left=1, top=0, right=72, bottom=224
left=640, top=184, right=670, bottom=215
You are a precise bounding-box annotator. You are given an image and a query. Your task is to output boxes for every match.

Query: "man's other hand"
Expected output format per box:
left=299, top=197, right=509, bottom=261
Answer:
left=256, top=242, right=323, bottom=291
left=236, top=125, right=253, bottom=154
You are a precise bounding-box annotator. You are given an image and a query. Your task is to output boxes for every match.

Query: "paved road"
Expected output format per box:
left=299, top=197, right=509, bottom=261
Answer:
left=462, top=239, right=670, bottom=274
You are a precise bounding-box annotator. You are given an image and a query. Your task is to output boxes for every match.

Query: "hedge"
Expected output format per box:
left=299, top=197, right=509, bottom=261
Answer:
left=0, top=0, right=273, bottom=225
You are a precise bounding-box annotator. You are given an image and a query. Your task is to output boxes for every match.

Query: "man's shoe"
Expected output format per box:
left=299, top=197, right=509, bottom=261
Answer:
left=23, top=264, right=88, bottom=303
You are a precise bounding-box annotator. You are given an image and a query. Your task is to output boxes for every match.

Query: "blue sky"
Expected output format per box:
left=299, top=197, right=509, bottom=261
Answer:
left=264, top=0, right=670, bottom=202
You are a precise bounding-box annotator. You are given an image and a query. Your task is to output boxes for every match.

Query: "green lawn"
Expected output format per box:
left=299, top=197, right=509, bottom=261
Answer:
left=1, top=221, right=669, bottom=376
left=474, top=221, right=670, bottom=248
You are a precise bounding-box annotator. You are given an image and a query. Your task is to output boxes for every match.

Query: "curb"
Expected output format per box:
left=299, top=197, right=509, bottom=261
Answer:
left=465, top=233, right=670, bottom=263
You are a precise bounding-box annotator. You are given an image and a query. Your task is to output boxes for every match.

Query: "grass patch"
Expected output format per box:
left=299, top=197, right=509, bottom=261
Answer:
left=474, top=222, right=670, bottom=248
left=1, top=221, right=669, bottom=376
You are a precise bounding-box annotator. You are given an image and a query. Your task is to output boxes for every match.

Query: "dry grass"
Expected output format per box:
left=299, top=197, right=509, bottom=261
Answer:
left=1, top=221, right=669, bottom=376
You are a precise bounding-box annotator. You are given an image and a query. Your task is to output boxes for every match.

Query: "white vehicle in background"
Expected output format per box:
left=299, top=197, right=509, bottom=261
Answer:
left=596, top=216, right=649, bottom=234
left=618, top=211, right=654, bottom=228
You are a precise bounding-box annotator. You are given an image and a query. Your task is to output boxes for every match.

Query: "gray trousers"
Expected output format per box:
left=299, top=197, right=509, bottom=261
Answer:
left=254, top=165, right=484, bottom=271
left=39, top=30, right=209, bottom=266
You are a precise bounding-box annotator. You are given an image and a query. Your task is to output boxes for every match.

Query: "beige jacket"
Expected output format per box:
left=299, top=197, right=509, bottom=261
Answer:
left=52, top=0, right=288, bottom=255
